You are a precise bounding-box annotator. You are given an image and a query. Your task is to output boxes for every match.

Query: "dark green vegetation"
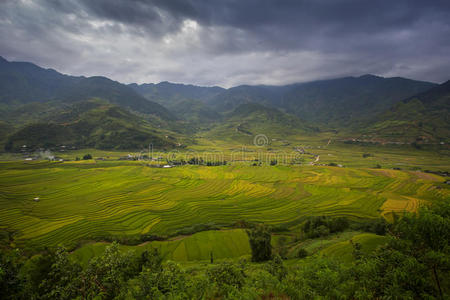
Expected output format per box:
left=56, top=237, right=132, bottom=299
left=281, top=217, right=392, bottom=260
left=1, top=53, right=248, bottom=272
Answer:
left=1, top=200, right=449, bottom=299
left=202, top=75, right=435, bottom=126
left=0, top=56, right=173, bottom=119
left=4, top=99, right=181, bottom=151
left=365, top=80, right=450, bottom=143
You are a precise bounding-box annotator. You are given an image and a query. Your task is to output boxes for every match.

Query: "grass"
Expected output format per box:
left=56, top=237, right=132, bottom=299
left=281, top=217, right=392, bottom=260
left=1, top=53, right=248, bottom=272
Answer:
left=0, top=159, right=447, bottom=249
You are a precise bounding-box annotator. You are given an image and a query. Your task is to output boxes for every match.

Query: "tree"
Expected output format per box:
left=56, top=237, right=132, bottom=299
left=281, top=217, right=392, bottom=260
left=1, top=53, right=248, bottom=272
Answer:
left=139, top=247, right=163, bottom=273
left=82, top=242, right=137, bottom=299
left=0, top=249, right=25, bottom=300
left=206, top=262, right=246, bottom=295
left=266, top=254, right=287, bottom=280
left=347, top=201, right=450, bottom=299
left=296, top=248, right=308, bottom=259
left=38, top=247, right=82, bottom=300
left=83, top=154, right=92, bottom=160
left=247, top=224, right=272, bottom=262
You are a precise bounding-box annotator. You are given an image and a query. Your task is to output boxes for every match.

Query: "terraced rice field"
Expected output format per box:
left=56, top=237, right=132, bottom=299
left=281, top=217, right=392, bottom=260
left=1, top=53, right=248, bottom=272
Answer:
left=319, top=233, right=388, bottom=263
left=72, top=229, right=250, bottom=265
left=0, top=161, right=448, bottom=248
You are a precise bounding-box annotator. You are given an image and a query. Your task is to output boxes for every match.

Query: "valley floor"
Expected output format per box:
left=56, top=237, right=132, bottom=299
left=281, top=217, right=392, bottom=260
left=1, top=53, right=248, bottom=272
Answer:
left=0, top=148, right=448, bottom=251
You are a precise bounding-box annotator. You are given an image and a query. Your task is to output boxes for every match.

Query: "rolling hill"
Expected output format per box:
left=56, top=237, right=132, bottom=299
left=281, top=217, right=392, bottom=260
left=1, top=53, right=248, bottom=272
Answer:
left=1, top=56, right=446, bottom=148
left=129, top=81, right=224, bottom=104
left=205, top=75, right=436, bottom=127
left=364, top=80, right=450, bottom=143
left=131, top=74, right=435, bottom=129
left=0, top=56, right=174, bottom=120
left=129, top=82, right=224, bottom=123
left=201, top=102, right=314, bottom=144
left=4, top=99, right=180, bottom=151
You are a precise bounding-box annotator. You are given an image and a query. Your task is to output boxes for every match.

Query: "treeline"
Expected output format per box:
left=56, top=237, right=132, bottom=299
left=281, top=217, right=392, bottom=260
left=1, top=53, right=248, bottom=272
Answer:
left=302, top=216, right=389, bottom=238
left=1, top=201, right=449, bottom=299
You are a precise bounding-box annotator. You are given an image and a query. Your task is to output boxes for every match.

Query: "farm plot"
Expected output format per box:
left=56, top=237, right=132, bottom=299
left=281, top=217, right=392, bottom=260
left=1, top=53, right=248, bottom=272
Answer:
left=72, top=229, right=250, bottom=265
left=0, top=161, right=447, bottom=248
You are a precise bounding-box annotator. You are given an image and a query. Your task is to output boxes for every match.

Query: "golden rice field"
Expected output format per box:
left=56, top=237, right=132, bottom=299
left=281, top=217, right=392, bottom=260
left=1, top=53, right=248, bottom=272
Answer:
left=0, top=160, right=448, bottom=249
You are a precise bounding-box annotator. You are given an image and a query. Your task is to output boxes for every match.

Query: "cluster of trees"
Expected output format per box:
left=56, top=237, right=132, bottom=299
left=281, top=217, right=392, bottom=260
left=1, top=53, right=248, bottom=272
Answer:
left=1, top=200, right=449, bottom=299
left=302, top=216, right=389, bottom=238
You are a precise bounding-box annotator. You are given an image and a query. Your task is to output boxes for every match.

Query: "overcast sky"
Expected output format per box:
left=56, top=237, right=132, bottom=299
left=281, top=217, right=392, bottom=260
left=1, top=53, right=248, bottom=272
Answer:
left=1, top=0, right=449, bottom=87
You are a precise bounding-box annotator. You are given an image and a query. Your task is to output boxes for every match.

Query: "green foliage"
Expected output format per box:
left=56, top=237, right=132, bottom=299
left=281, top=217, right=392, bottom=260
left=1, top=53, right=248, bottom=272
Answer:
left=355, top=218, right=390, bottom=235
left=82, top=153, right=92, bottom=160
left=139, top=248, right=163, bottom=271
left=265, top=254, right=287, bottom=280
left=5, top=100, right=178, bottom=151
left=206, top=261, right=246, bottom=296
left=296, top=248, right=309, bottom=259
left=82, top=242, right=139, bottom=299
left=303, top=216, right=349, bottom=238
left=247, top=224, right=272, bottom=262
left=281, top=257, right=349, bottom=299
left=0, top=249, right=25, bottom=299
left=38, top=247, right=82, bottom=300
left=367, top=80, right=450, bottom=143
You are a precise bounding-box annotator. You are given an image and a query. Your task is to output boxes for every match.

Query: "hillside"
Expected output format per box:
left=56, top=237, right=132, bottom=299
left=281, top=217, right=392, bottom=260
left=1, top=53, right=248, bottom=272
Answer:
left=364, top=80, right=450, bottom=143
left=130, top=82, right=224, bottom=123
left=129, top=81, right=224, bottom=103
left=206, top=85, right=286, bottom=113
left=206, top=75, right=436, bottom=127
left=4, top=100, right=180, bottom=151
left=202, top=103, right=314, bottom=144
left=0, top=56, right=174, bottom=120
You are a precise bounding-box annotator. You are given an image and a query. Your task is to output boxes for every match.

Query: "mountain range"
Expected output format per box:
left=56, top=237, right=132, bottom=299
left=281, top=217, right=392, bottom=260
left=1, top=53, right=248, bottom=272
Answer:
left=0, top=56, right=448, bottom=151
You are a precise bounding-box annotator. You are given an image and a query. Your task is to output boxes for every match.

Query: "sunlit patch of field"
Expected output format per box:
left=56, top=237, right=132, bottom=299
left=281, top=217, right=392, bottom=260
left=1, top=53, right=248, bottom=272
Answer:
left=380, top=195, right=421, bottom=218
left=0, top=161, right=448, bottom=248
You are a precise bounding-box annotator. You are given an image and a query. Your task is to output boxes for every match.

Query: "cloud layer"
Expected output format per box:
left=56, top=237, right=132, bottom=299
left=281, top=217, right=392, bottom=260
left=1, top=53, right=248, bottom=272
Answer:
left=1, top=0, right=449, bottom=87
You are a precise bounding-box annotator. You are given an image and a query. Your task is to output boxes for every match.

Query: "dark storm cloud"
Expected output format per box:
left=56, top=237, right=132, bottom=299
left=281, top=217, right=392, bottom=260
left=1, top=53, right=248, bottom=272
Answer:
left=0, top=0, right=449, bottom=86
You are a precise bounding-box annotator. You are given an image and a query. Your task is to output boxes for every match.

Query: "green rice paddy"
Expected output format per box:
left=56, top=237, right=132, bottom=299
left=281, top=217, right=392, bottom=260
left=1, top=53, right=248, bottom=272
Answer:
left=319, top=233, right=388, bottom=263
left=72, top=229, right=250, bottom=266
left=0, top=160, right=447, bottom=249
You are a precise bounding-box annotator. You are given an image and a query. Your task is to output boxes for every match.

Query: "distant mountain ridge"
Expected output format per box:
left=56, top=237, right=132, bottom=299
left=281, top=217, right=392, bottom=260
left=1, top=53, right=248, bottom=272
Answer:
left=129, top=81, right=224, bottom=103
left=0, top=56, right=174, bottom=120
left=130, top=74, right=436, bottom=127
left=1, top=56, right=447, bottom=149
left=205, top=75, right=436, bottom=126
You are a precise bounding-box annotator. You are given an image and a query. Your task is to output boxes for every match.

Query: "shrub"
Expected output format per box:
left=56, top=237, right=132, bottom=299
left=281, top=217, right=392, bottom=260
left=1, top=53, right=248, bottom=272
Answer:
left=303, top=216, right=349, bottom=238
left=265, top=255, right=287, bottom=280
left=82, top=154, right=92, bottom=160
left=297, top=248, right=308, bottom=259
left=207, top=262, right=246, bottom=295
left=247, top=224, right=272, bottom=262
